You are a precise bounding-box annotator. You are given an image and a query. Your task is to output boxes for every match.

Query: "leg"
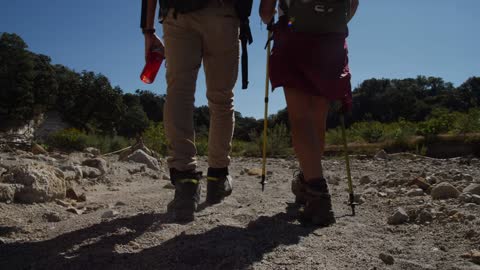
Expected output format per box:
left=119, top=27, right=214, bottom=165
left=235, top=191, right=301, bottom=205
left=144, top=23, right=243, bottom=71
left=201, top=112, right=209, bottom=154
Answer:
left=284, top=88, right=329, bottom=182
left=162, top=15, right=202, bottom=172
left=201, top=5, right=239, bottom=169
left=197, top=4, right=239, bottom=204
left=162, top=14, right=203, bottom=222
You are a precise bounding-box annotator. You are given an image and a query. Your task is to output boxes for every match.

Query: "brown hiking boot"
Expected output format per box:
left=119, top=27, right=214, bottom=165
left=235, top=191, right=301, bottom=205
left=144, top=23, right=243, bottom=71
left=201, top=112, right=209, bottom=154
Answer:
left=167, top=169, right=202, bottom=222
left=206, top=167, right=233, bottom=205
left=291, top=171, right=307, bottom=205
left=300, top=178, right=336, bottom=226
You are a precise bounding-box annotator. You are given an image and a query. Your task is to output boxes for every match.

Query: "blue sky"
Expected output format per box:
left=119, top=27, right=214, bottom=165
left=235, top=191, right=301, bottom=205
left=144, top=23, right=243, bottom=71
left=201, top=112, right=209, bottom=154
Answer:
left=1, top=0, right=479, bottom=119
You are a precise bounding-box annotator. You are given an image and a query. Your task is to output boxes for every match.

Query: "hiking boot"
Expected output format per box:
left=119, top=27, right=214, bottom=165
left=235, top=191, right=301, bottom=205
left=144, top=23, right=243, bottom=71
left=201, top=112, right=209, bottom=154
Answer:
left=300, top=178, right=336, bottom=226
left=167, top=169, right=202, bottom=222
left=291, top=170, right=307, bottom=205
left=206, top=167, right=233, bottom=205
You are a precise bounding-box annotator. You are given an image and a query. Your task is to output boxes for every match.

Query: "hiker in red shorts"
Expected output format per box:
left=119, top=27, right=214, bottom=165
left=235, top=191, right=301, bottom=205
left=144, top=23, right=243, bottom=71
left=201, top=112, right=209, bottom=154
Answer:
left=260, top=0, right=359, bottom=226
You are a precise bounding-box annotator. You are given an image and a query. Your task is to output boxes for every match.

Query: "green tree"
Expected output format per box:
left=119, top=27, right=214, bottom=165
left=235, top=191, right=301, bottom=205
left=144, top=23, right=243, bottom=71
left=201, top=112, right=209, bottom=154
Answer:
left=0, top=33, right=35, bottom=129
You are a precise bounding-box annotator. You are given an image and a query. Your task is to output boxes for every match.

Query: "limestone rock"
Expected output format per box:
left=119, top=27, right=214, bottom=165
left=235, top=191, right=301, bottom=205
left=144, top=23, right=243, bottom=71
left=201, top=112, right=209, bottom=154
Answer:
left=0, top=184, right=16, bottom=202
left=463, top=184, right=480, bottom=196
left=101, top=210, right=119, bottom=219
left=472, top=195, right=480, bottom=205
left=431, top=182, right=460, bottom=200
left=2, top=164, right=66, bottom=203
left=84, top=147, right=101, bottom=156
left=375, top=150, right=388, bottom=160
left=43, top=212, right=62, bottom=222
left=327, top=176, right=341, bottom=185
left=31, top=143, right=48, bottom=155
left=387, top=207, right=409, bottom=225
left=82, top=158, right=108, bottom=175
left=126, top=150, right=161, bottom=171
left=407, top=188, right=424, bottom=197
left=81, top=167, right=102, bottom=179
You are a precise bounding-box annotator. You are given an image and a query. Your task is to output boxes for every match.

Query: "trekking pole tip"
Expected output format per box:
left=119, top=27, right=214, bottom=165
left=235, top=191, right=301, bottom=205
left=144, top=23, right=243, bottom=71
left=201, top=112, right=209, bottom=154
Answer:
left=261, top=175, right=267, bottom=192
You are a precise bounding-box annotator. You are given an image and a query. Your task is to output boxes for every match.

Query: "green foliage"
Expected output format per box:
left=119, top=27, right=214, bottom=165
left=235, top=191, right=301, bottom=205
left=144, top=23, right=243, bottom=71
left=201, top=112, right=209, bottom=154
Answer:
left=351, top=121, right=385, bottom=143
left=47, top=128, right=89, bottom=151
left=0, top=33, right=36, bottom=128
left=142, top=122, right=168, bottom=156
left=248, top=124, right=292, bottom=157
left=46, top=128, right=131, bottom=153
left=118, top=105, right=149, bottom=138
left=195, top=137, right=209, bottom=156
left=452, top=108, right=480, bottom=136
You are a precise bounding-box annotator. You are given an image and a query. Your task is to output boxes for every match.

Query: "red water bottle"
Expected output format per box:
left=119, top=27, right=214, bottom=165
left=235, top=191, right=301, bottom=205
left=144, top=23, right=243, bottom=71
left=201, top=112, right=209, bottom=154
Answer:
left=140, top=47, right=164, bottom=84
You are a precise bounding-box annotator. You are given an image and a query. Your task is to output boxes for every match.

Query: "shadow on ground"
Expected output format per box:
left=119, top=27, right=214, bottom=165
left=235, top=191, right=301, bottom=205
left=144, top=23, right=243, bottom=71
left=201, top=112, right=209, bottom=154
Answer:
left=0, top=206, right=319, bottom=270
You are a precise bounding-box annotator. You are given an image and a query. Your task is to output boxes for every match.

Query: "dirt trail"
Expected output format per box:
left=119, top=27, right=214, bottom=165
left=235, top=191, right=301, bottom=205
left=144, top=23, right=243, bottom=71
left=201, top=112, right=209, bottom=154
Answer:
left=1, top=153, right=479, bottom=270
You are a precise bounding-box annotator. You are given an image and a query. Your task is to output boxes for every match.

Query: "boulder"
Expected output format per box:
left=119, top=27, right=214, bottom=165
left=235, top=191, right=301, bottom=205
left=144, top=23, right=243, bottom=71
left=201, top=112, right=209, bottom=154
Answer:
left=2, top=164, right=66, bottom=203
left=463, top=184, right=480, bottom=196
left=82, top=158, right=108, bottom=175
left=127, top=150, right=161, bottom=171
left=431, top=182, right=460, bottom=200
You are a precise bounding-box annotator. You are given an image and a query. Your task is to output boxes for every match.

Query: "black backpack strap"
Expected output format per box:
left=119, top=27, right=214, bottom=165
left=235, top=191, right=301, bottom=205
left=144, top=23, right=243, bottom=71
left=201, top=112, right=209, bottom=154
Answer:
left=235, top=0, right=253, bottom=90
left=140, top=0, right=148, bottom=28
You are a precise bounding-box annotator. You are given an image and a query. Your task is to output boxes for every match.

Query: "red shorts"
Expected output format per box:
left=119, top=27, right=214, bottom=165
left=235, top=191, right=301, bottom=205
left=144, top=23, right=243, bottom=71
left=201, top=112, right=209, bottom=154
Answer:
left=269, top=17, right=352, bottom=111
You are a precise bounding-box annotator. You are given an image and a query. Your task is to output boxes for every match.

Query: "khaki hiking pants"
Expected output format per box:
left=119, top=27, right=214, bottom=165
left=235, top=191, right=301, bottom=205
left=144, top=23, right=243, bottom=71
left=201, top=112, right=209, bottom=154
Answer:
left=162, top=0, right=240, bottom=171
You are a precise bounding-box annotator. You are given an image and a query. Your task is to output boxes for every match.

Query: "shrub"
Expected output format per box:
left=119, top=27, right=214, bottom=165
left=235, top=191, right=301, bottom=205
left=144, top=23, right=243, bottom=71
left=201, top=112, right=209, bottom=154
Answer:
left=248, top=124, right=292, bottom=157
left=193, top=137, right=208, bottom=156
left=143, top=121, right=168, bottom=156
left=47, top=128, right=88, bottom=151
left=351, top=121, right=384, bottom=143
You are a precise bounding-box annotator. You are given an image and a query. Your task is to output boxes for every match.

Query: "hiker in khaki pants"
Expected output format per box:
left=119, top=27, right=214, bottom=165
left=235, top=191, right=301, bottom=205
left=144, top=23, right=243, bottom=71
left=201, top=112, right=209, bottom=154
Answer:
left=141, top=0, right=239, bottom=222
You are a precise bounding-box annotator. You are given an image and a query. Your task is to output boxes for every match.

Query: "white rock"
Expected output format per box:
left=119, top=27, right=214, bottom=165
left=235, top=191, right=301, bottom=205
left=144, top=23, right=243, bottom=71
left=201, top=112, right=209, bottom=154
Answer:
left=463, top=184, right=480, bottom=196
left=84, top=147, right=101, bottom=156
left=431, top=182, right=460, bottom=200
left=127, top=150, right=161, bottom=171
left=407, top=189, right=424, bottom=197
left=375, top=150, right=388, bottom=160
left=0, top=184, right=16, bottom=202
left=387, top=207, right=409, bottom=225
left=81, top=167, right=102, bottom=178
left=2, top=164, right=66, bottom=203
left=82, top=158, right=108, bottom=175
left=472, top=195, right=480, bottom=205
left=101, top=210, right=119, bottom=219
left=327, top=176, right=341, bottom=185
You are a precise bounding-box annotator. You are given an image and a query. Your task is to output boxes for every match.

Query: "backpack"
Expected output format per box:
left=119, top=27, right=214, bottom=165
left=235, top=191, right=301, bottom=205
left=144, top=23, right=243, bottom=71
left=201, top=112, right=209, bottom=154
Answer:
left=280, top=0, right=351, bottom=33
left=141, top=0, right=253, bottom=89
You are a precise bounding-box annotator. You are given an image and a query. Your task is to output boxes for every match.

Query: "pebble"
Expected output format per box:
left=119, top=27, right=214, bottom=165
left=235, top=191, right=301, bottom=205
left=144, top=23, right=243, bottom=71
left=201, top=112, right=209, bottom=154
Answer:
left=66, top=207, right=84, bottom=215
left=418, top=209, right=433, bottom=224
left=472, top=195, right=480, bottom=205
left=407, top=189, right=425, bottom=197
left=379, top=253, right=395, bottom=265
left=387, top=207, right=409, bottom=225
left=431, top=182, right=460, bottom=200
left=101, top=210, right=119, bottom=219
left=463, top=184, right=480, bottom=196
left=42, top=212, right=62, bottom=223
left=327, top=176, right=341, bottom=185
left=359, top=175, right=371, bottom=185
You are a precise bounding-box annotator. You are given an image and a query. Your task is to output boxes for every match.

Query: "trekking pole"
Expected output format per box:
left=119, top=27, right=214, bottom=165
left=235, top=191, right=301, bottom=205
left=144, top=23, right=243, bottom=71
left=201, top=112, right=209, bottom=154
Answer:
left=339, top=113, right=357, bottom=216
left=261, top=21, right=274, bottom=192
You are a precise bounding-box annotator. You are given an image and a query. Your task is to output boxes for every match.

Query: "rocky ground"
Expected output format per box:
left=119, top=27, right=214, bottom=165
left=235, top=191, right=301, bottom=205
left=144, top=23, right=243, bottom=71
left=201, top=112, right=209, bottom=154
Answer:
left=0, top=147, right=479, bottom=270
